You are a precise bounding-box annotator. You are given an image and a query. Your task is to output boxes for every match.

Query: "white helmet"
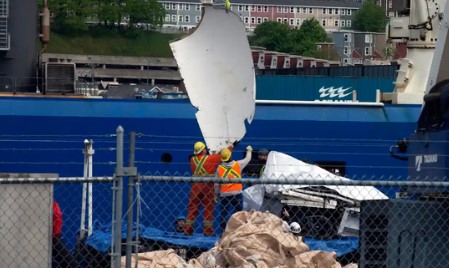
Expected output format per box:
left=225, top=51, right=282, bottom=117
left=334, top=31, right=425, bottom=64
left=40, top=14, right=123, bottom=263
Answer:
left=289, top=222, right=301, bottom=234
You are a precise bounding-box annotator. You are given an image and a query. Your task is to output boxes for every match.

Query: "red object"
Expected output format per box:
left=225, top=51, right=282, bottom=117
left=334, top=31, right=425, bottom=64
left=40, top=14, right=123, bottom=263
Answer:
left=53, top=201, right=63, bottom=237
left=185, top=146, right=233, bottom=236
left=185, top=182, right=215, bottom=236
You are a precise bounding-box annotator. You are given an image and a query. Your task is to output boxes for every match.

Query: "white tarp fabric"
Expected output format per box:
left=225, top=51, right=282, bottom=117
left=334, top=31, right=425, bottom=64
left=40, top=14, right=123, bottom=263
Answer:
left=120, top=249, right=196, bottom=268
left=170, top=5, right=256, bottom=153
left=243, top=151, right=388, bottom=211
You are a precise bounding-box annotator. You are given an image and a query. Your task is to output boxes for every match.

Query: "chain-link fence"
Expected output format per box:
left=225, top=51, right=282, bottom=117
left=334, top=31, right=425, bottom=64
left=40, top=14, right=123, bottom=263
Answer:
left=2, top=128, right=449, bottom=267
left=0, top=175, right=114, bottom=268
left=136, top=176, right=449, bottom=268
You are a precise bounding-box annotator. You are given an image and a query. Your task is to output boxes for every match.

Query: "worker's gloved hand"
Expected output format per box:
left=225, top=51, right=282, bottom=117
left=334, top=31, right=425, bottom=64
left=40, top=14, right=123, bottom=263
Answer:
left=232, top=140, right=240, bottom=147
left=246, top=145, right=253, bottom=152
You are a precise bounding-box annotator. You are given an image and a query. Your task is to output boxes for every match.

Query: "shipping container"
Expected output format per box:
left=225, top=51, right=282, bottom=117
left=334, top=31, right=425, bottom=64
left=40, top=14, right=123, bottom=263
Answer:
left=256, top=75, right=394, bottom=102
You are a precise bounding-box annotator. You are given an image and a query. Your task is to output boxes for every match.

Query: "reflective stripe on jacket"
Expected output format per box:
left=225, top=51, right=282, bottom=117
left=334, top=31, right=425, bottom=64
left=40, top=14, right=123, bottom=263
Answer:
left=217, top=162, right=242, bottom=194
left=192, top=155, right=213, bottom=176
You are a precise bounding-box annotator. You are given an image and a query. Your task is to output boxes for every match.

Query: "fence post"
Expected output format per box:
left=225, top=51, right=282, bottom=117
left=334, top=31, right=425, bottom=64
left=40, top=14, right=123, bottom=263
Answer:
left=113, top=126, right=124, bottom=268
left=125, top=132, right=136, bottom=268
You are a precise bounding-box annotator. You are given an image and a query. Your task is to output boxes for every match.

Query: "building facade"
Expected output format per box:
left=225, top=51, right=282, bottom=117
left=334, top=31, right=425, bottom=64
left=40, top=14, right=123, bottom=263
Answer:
left=375, top=0, right=408, bottom=17
left=332, top=31, right=386, bottom=65
left=158, top=0, right=363, bottom=32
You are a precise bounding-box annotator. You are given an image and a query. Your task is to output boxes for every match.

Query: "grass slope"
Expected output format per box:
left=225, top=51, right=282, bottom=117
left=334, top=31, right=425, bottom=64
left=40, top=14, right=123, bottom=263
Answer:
left=45, top=29, right=183, bottom=57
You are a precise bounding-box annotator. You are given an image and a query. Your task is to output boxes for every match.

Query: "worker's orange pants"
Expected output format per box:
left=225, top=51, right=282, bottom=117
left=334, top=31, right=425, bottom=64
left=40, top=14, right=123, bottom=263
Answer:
left=185, top=182, right=215, bottom=236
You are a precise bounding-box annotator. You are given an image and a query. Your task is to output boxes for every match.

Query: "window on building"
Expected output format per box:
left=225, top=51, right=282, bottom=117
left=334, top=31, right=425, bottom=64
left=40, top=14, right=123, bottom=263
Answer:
left=245, top=6, right=249, bottom=11
left=388, top=0, right=393, bottom=8
left=165, top=3, right=170, bottom=10
left=334, top=20, right=339, bottom=27
left=172, top=14, right=177, bottom=22
left=257, top=6, right=262, bottom=12
left=322, top=19, right=326, bottom=26
left=343, top=58, right=349, bottom=64
left=238, top=5, right=243, bottom=11
left=244, top=17, right=249, bottom=24
left=296, top=18, right=301, bottom=25
left=329, top=8, right=333, bottom=14
left=344, top=33, right=350, bottom=42
left=365, top=47, right=372, bottom=56
left=283, top=18, right=288, bottom=24
left=165, top=14, right=170, bottom=22
left=308, top=8, right=313, bottom=14
left=251, top=17, right=255, bottom=24
left=185, top=15, right=190, bottom=22
left=303, top=7, right=307, bottom=13
left=335, top=8, right=339, bottom=14
left=178, top=15, right=183, bottom=22
left=263, top=17, right=268, bottom=22
left=195, top=16, right=200, bottom=23
left=290, top=18, right=294, bottom=25
left=277, top=18, right=282, bottom=23
left=172, top=3, right=176, bottom=10
left=277, top=7, right=282, bottom=13
left=257, top=17, right=262, bottom=24
left=264, top=6, right=268, bottom=12
left=290, top=7, right=295, bottom=13
left=344, top=46, right=349, bottom=55
left=196, top=4, right=201, bottom=11
left=341, top=9, right=346, bottom=15
left=322, top=8, right=326, bottom=14
left=365, top=34, right=372, bottom=43
left=297, top=7, right=301, bottom=13
left=179, top=4, right=183, bottom=10
left=389, top=11, right=395, bottom=17
left=252, top=5, right=256, bottom=11
left=185, top=4, right=190, bottom=10
left=341, top=20, right=345, bottom=27
left=283, top=7, right=289, bottom=13
left=347, top=20, right=351, bottom=27
left=347, top=9, right=352, bottom=15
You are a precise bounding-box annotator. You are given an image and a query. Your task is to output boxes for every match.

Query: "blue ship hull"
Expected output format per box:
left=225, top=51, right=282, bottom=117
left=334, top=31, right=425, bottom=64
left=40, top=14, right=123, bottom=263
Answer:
left=0, top=96, right=421, bottom=250
left=0, top=96, right=420, bottom=176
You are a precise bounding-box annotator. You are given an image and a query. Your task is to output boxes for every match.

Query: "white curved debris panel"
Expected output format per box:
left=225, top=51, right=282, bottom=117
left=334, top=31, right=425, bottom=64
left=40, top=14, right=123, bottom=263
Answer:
left=170, top=5, right=256, bottom=152
left=262, top=151, right=389, bottom=201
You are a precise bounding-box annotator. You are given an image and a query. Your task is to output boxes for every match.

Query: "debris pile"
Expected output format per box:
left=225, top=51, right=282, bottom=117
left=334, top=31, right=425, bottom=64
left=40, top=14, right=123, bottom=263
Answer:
left=122, top=211, right=358, bottom=267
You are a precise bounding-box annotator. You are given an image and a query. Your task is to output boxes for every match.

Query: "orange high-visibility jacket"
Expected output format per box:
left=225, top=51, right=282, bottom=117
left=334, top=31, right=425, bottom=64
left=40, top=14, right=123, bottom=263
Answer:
left=217, top=162, right=242, bottom=193
left=190, top=146, right=233, bottom=176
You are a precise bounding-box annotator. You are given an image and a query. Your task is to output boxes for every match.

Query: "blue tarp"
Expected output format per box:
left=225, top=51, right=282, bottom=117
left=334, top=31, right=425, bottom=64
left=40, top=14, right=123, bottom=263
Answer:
left=141, top=227, right=218, bottom=249
left=85, top=222, right=145, bottom=254
left=86, top=225, right=358, bottom=257
left=304, top=237, right=358, bottom=257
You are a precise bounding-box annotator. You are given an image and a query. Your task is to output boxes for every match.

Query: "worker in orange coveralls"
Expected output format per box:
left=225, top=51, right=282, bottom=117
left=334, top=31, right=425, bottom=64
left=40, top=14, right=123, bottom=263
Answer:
left=184, top=141, right=235, bottom=236
left=53, top=201, right=76, bottom=268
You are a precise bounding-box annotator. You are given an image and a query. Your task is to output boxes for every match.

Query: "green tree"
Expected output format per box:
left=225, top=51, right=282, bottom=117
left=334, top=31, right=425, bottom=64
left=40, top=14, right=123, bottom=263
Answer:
left=353, top=0, right=387, bottom=32
left=146, top=0, right=166, bottom=29
left=293, top=18, right=328, bottom=56
left=250, top=21, right=294, bottom=53
left=125, top=0, right=150, bottom=28
left=49, top=0, right=93, bottom=33
left=93, top=0, right=122, bottom=27
left=250, top=19, right=330, bottom=58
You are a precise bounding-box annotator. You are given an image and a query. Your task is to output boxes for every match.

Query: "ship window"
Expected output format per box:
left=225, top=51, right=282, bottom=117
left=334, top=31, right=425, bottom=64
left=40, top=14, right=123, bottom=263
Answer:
left=161, top=153, right=173, bottom=163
